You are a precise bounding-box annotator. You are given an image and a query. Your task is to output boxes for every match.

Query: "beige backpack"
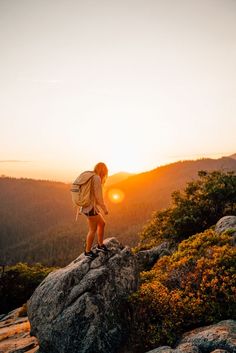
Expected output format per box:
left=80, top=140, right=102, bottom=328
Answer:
left=71, top=172, right=96, bottom=218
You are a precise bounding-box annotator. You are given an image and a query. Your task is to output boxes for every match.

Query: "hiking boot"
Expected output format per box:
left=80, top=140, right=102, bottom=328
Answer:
left=84, top=251, right=98, bottom=260
left=96, top=244, right=109, bottom=253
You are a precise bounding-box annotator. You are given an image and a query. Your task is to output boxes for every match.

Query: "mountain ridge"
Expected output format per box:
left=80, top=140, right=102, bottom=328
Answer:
left=0, top=155, right=235, bottom=266
left=229, top=153, right=236, bottom=160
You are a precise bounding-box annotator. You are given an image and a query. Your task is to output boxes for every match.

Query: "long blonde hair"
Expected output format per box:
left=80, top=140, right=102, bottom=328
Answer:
left=94, top=162, right=108, bottom=185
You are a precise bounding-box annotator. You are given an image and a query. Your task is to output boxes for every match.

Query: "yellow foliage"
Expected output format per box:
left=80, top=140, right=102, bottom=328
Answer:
left=130, top=229, right=236, bottom=352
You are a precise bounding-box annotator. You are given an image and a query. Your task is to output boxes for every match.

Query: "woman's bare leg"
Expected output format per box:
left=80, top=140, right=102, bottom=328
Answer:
left=97, top=213, right=106, bottom=246
left=85, top=216, right=98, bottom=252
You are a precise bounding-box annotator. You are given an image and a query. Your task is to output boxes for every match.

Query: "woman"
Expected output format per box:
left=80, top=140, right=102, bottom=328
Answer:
left=81, top=162, right=109, bottom=259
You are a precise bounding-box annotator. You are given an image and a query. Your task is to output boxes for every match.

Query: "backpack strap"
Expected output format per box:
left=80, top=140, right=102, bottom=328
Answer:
left=75, top=206, right=84, bottom=221
left=91, top=175, right=97, bottom=212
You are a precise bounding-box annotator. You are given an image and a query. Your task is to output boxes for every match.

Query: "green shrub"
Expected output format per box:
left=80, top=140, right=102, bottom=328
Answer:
left=130, top=229, right=236, bottom=352
left=137, top=170, right=236, bottom=249
left=0, top=263, right=56, bottom=314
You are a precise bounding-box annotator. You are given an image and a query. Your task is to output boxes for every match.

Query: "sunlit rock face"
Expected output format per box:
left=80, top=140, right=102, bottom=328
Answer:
left=215, top=215, right=236, bottom=245
left=28, top=237, right=169, bottom=353
left=145, top=320, right=236, bottom=353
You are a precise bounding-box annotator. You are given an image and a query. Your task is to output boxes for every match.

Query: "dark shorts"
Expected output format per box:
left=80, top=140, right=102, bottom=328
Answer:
left=84, top=208, right=99, bottom=217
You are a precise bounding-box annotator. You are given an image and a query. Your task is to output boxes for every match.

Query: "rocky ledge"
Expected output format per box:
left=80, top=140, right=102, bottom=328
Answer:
left=28, top=237, right=170, bottom=353
left=146, top=320, right=236, bottom=353
left=27, top=216, right=236, bottom=353
left=0, top=307, right=38, bottom=353
left=215, top=216, right=236, bottom=245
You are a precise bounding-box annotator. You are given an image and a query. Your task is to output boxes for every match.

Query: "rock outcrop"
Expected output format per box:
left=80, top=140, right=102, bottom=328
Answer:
left=28, top=237, right=170, bottom=353
left=0, top=307, right=38, bottom=353
left=28, top=216, right=236, bottom=353
left=215, top=216, right=236, bottom=245
left=145, top=320, right=236, bottom=353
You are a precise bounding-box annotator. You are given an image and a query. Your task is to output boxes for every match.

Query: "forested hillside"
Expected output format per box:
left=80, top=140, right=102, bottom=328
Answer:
left=0, top=156, right=236, bottom=266
left=0, top=178, right=73, bottom=248
left=105, top=156, right=236, bottom=241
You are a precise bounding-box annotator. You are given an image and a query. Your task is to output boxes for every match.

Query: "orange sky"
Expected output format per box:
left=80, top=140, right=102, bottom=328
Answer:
left=1, top=0, right=236, bottom=181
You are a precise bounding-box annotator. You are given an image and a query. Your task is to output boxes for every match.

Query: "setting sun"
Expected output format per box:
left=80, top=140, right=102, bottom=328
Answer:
left=108, top=189, right=125, bottom=203
left=0, top=0, right=235, bottom=183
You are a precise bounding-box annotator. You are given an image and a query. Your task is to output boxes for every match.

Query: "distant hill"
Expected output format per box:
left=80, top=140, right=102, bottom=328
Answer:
left=0, top=178, right=75, bottom=266
left=0, top=156, right=235, bottom=266
left=106, top=172, right=134, bottom=187
left=106, top=156, right=236, bottom=208
left=104, top=156, right=236, bottom=246
left=229, top=153, right=236, bottom=160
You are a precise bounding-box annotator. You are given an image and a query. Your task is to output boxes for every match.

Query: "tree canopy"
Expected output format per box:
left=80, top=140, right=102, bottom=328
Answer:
left=138, top=170, right=236, bottom=249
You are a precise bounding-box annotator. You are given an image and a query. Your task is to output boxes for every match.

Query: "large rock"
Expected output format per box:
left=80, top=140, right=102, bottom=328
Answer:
left=28, top=237, right=170, bottom=353
left=145, top=320, right=236, bottom=353
left=215, top=216, right=236, bottom=245
left=179, top=320, right=236, bottom=353
left=135, top=241, right=171, bottom=271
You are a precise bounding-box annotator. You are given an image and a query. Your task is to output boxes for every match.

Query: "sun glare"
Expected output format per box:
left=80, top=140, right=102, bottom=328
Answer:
left=108, top=189, right=125, bottom=203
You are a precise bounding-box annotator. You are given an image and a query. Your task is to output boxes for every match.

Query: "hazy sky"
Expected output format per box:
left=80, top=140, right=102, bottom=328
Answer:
left=1, top=0, right=236, bottom=181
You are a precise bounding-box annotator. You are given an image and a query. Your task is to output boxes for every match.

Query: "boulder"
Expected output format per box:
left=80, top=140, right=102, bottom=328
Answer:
left=135, top=241, right=171, bottom=271
left=146, top=320, right=236, bottom=353
left=28, top=237, right=170, bottom=353
left=179, top=320, right=236, bottom=353
left=215, top=216, right=236, bottom=245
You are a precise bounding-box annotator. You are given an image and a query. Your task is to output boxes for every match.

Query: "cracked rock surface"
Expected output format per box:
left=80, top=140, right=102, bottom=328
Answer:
left=28, top=237, right=169, bottom=353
